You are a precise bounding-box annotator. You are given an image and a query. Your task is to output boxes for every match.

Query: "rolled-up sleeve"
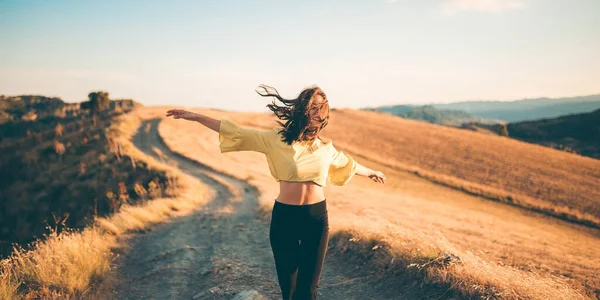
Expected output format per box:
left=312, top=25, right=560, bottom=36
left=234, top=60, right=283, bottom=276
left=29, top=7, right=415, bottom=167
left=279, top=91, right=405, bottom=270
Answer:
left=218, top=118, right=271, bottom=153
left=327, top=145, right=357, bottom=186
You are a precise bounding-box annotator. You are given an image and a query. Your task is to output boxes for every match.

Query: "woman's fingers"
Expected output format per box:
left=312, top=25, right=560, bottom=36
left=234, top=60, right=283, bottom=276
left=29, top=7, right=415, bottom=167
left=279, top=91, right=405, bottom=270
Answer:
left=166, top=109, right=184, bottom=115
left=369, top=171, right=386, bottom=184
left=371, top=176, right=384, bottom=184
left=380, top=172, right=386, bottom=184
left=166, top=109, right=187, bottom=118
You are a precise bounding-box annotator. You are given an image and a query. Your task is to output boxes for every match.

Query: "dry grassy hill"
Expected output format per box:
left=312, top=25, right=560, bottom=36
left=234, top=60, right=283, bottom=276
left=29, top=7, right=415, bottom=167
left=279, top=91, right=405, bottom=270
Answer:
left=0, top=106, right=210, bottom=299
left=332, top=109, right=600, bottom=228
left=0, top=97, right=174, bottom=259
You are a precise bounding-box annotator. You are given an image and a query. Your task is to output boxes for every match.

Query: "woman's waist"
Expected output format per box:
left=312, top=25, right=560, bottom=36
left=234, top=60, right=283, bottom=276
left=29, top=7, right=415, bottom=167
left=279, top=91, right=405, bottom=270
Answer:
left=273, top=198, right=327, bottom=218
left=275, top=196, right=326, bottom=206
left=277, top=189, right=324, bottom=206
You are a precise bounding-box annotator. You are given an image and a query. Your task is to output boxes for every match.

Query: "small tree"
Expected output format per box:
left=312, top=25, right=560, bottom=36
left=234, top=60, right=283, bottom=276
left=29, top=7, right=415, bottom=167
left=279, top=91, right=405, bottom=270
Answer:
left=80, top=91, right=110, bottom=126
left=498, top=124, right=509, bottom=137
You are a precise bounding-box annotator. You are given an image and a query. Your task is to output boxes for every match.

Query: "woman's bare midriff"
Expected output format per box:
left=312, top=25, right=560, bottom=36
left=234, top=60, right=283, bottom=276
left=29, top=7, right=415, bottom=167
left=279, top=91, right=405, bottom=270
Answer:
left=276, top=180, right=325, bottom=206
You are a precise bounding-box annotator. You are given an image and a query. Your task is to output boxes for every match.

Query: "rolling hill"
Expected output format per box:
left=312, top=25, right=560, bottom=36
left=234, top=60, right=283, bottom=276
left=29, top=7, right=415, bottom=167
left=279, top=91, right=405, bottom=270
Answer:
left=322, top=109, right=600, bottom=228
left=460, top=108, right=600, bottom=159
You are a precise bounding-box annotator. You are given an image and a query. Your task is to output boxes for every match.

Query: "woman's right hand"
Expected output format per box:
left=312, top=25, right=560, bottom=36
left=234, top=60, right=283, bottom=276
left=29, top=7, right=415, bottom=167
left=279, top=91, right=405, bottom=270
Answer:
left=166, top=109, right=197, bottom=121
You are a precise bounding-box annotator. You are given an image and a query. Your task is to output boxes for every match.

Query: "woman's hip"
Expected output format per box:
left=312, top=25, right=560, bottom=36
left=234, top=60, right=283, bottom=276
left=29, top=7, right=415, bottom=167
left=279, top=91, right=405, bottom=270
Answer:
left=272, top=199, right=328, bottom=223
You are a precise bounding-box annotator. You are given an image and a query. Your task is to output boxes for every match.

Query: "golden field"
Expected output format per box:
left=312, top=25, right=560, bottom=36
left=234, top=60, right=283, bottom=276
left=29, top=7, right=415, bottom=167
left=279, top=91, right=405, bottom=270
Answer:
left=157, top=106, right=599, bottom=299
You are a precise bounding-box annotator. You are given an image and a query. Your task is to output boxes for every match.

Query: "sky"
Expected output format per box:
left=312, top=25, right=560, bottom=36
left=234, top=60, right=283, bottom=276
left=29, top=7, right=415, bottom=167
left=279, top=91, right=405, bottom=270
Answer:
left=0, top=0, right=599, bottom=112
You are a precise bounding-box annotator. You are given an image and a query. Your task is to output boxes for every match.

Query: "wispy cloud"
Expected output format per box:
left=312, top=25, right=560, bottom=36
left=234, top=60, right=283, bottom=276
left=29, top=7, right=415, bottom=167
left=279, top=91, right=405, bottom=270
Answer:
left=441, top=0, right=526, bottom=15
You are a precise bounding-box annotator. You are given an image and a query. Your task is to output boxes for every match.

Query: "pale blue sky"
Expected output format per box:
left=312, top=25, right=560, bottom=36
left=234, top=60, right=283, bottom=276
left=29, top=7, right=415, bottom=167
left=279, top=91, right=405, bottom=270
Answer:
left=1, top=0, right=598, bottom=112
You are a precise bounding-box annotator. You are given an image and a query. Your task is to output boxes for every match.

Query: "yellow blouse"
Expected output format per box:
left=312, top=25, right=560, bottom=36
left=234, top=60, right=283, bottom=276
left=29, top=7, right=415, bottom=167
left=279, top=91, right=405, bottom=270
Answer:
left=218, top=117, right=357, bottom=187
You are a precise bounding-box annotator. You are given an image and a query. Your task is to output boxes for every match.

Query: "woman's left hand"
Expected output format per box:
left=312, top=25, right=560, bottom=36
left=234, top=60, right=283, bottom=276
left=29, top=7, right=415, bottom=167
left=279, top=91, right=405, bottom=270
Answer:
left=368, top=171, right=386, bottom=184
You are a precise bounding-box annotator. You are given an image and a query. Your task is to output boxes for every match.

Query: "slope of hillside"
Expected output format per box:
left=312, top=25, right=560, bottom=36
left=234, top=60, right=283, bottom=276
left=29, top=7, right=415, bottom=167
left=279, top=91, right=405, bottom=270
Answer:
left=0, top=107, right=214, bottom=299
left=431, top=94, right=600, bottom=122
left=0, top=96, right=170, bottom=259
left=323, top=109, right=600, bottom=228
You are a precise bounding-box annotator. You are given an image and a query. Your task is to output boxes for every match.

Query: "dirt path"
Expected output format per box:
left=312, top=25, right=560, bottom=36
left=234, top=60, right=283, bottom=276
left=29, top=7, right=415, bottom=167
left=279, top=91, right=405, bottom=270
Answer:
left=107, top=119, right=424, bottom=300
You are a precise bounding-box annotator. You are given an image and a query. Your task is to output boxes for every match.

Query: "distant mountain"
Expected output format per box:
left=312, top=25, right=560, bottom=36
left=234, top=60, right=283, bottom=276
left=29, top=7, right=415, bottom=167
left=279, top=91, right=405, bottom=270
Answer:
left=460, top=108, right=600, bottom=159
left=430, top=94, right=600, bottom=122
left=364, top=104, right=498, bottom=126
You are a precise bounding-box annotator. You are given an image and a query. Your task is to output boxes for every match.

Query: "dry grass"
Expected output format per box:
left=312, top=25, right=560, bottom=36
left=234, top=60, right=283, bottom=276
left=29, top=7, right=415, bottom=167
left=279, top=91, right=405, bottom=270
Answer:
left=325, top=227, right=583, bottom=300
left=0, top=107, right=213, bottom=299
left=0, top=259, right=20, bottom=300
left=10, top=228, right=111, bottom=297
left=157, top=106, right=597, bottom=299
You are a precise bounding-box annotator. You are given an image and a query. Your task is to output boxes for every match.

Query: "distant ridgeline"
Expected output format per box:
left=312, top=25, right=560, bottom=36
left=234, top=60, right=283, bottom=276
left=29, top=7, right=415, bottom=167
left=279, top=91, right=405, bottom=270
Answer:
left=430, top=94, right=600, bottom=123
left=0, top=93, right=173, bottom=258
left=366, top=94, right=600, bottom=160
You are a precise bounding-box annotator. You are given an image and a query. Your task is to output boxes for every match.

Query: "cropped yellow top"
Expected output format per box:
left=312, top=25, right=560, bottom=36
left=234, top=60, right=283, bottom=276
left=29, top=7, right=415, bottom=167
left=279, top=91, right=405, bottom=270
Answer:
left=218, top=117, right=357, bottom=187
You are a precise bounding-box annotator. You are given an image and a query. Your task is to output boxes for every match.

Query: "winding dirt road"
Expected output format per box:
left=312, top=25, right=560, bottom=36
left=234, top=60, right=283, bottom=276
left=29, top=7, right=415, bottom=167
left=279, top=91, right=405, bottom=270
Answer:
left=107, top=119, right=423, bottom=300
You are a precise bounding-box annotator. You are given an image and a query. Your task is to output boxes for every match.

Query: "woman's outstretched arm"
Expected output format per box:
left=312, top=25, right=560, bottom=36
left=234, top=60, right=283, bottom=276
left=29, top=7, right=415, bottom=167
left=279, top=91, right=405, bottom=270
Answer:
left=166, top=109, right=220, bottom=132
left=355, top=162, right=387, bottom=184
left=166, top=109, right=271, bottom=153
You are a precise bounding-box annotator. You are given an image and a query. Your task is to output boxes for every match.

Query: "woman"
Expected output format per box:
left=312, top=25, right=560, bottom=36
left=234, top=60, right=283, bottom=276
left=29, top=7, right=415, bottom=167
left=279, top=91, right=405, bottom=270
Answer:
left=165, top=84, right=387, bottom=300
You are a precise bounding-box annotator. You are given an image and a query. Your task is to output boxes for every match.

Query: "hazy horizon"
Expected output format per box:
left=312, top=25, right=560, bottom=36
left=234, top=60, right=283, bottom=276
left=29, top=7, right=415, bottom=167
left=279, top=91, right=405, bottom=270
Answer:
left=1, top=0, right=599, bottom=112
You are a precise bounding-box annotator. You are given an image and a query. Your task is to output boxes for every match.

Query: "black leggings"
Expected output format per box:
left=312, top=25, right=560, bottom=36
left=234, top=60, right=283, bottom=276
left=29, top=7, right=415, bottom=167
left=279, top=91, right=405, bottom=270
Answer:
left=269, top=199, right=329, bottom=300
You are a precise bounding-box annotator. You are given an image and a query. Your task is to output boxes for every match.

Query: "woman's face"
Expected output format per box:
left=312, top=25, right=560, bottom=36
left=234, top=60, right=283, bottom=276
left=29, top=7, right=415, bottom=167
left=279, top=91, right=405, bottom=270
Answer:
left=309, top=93, right=327, bottom=124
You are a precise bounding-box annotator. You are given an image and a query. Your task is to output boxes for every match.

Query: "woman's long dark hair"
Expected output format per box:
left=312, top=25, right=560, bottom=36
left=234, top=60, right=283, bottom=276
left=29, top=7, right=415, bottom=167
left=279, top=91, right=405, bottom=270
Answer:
left=256, top=84, right=330, bottom=145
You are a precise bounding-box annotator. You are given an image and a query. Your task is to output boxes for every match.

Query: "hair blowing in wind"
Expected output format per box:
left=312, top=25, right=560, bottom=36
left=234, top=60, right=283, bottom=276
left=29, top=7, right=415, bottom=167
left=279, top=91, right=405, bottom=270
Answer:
left=256, top=84, right=330, bottom=145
